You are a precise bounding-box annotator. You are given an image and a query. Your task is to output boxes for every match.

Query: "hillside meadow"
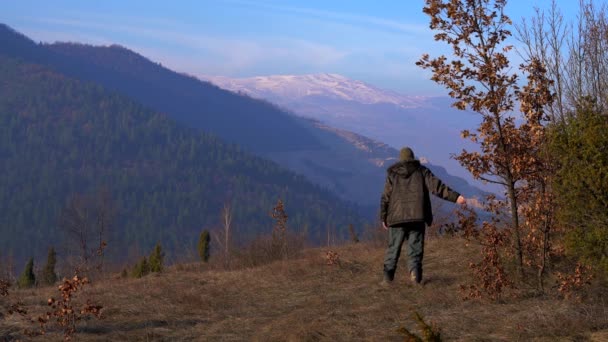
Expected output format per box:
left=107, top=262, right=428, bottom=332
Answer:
left=1, top=237, right=607, bottom=341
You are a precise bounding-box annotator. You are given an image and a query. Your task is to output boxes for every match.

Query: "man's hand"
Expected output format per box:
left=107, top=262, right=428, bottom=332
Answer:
left=456, top=195, right=466, bottom=205
left=382, top=222, right=388, bottom=230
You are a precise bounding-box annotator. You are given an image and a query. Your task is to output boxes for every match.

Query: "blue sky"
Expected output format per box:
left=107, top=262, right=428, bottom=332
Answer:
left=2, top=0, right=580, bottom=95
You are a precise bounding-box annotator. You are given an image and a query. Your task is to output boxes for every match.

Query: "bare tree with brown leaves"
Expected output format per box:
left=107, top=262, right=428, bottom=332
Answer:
left=417, top=0, right=554, bottom=284
left=37, top=275, right=103, bottom=340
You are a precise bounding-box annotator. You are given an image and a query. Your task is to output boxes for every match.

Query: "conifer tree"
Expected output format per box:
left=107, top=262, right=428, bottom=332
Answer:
left=42, top=247, right=58, bottom=285
left=549, top=98, right=608, bottom=274
left=132, top=257, right=150, bottom=278
left=198, top=230, right=210, bottom=263
left=17, top=257, right=36, bottom=288
left=149, top=243, right=164, bottom=273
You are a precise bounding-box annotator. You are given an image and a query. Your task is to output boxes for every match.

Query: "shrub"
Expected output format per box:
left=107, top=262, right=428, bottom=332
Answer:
left=17, top=258, right=35, bottom=289
left=39, top=275, right=103, bottom=340
left=42, top=247, right=58, bottom=286
left=132, top=257, right=150, bottom=278
left=149, top=243, right=164, bottom=273
left=397, top=312, right=442, bottom=342
left=548, top=98, right=608, bottom=276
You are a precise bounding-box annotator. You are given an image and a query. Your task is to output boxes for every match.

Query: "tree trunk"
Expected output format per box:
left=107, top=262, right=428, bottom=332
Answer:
left=506, top=179, right=524, bottom=279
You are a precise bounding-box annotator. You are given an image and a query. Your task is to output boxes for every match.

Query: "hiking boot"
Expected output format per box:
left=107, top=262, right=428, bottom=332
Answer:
left=379, top=278, right=392, bottom=287
left=380, top=269, right=395, bottom=286
left=410, top=268, right=422, bottom=285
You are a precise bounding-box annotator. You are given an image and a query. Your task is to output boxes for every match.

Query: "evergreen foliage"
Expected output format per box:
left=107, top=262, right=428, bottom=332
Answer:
left=42, top=247, right=58, bottom=285
left=148, top=243, right=164, bottom=273
left=548, top=98, right=608, bottom=274
left=0, top=55, right=365, bottom=265
left=132, top=257, right=150, bottom=278
left=0, top=24, right=322, bottom=154
left=17, top=257, right=36, bottom=288
left=198, top=230, right=210, bottom=263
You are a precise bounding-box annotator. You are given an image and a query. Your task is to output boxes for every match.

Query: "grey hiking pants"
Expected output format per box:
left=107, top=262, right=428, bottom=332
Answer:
left=383, top=221, right=425, bottom=275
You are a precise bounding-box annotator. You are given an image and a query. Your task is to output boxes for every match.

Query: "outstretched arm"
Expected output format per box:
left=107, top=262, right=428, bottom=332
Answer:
left=422, top=168, right=462, bottom=203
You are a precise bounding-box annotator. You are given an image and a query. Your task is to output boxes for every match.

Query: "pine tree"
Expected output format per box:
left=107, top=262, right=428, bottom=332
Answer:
left=42, top=247, right=58, bottom=285
left=198, top=230, right=210, bottom=262
left=132, top=257, right=150, bottom=278
left=549, top=98, right=608, bottom=274
left=17, top=257, right=36, bottom=288
left=149, top=243, right=164, bottom=273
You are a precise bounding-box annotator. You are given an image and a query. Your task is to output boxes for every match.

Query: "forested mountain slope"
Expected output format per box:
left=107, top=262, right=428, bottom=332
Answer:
left=0, top=55, right=364, bottom=265
left=0, top=24, right=488, bottom=207
left=0, top=24, right=322, bottom=154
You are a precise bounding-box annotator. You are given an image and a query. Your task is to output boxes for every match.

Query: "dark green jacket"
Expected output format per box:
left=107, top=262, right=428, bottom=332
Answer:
left=380, top=160, right=460, bottom=227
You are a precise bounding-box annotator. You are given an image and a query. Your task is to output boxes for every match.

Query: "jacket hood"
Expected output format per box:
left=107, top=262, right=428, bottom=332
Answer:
left=387, top=160, right=421, bottom=178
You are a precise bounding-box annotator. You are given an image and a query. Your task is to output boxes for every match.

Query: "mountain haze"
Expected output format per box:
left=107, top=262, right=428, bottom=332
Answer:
left=0, top=24, right=489, bottom=216
left=205, top=73, right=429, bottom=108
left=204, top=73, right=482, bottom=182
left=0, top=24, right=321, bottom=154
left=0, top=53, right=364, bottom=265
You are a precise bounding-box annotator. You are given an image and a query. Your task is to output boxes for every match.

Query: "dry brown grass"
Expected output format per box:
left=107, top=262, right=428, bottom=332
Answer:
left=1, top=237, right=607, bottom=341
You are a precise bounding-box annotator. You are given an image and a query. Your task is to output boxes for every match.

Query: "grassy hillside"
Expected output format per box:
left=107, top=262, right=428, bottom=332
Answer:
left=0, top=55, right=365, bottom=266
left=1, top=237, right=607, bottom=341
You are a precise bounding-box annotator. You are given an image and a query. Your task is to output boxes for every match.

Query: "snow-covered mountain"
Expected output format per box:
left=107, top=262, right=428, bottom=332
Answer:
left=204, top=73, right=429, bottom=108
left=201, top=72, right=491, bottom=202
left=202, top=73, right=483, bottom=186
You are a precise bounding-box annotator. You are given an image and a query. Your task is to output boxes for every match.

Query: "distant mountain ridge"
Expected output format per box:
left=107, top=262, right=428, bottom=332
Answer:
left=205, top=73, right=430, bottom=108
left=0, top=54, right=364, bottom=266
left=0, top=24, right=322, bottom=154
left=307, top=119, right=485, bottom=198
left=0, top=23, right=488, bottom=209
left=203, top=72, right=483, bottom=185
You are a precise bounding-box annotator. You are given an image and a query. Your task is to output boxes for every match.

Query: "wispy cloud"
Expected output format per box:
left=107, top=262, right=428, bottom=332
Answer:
left=28, top=14, right=349, bottom=75
left=223, top=0, right=429, bottom=35
left=14, top=5, right=443, bottom=94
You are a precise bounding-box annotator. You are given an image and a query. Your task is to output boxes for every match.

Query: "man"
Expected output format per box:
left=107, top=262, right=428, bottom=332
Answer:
left=380, top=147, right=465, bottom=285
